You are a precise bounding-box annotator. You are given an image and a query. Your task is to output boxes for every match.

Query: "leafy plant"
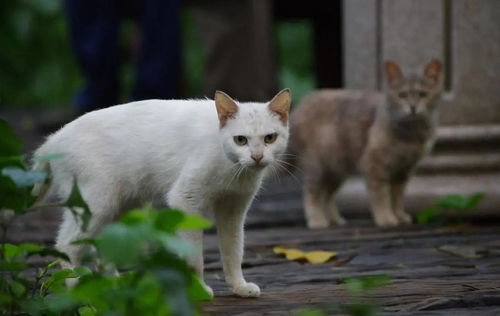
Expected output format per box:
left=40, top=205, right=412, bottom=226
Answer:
left=0, top=118, right=212, bottom=315
left=296, top=275, right=390, bottom=316
left=339, top=274, right=390, bottom=316
left=417, top=193, right=485, bottom=225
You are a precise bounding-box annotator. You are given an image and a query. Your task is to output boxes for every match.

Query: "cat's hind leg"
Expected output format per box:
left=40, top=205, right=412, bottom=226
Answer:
left=167, top=183, right=214, bottom=298
left=324, top=177, right=347, bottom=226
left=303, top=177, right=332, bottom=229
left=326, top=196, right=346, bottom=226
left=177, top=229, right=213, bottom=297
left=55, top=181, right=120, bottom=275
left=390, top=180, right=412, bottom=224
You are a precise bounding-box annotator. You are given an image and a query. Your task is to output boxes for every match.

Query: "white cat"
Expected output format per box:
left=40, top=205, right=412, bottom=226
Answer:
left=32, top=89, right=291, bottom=297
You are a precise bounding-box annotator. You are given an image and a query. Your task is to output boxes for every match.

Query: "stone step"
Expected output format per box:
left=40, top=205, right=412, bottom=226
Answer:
left=249, top=173, right=500, bottom=227
left=417, top=152, right=500, bottom=174
left=433, top=124, right=500, bottom=152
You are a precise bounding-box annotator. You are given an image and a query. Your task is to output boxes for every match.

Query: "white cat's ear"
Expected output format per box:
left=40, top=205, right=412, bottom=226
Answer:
left=269, top=88, right=292, bottom=124
left=215, top=91, right=239, bottom=128
left=423, top=59, right=442, bottom=85
left=385, top=60, right=404, bottom=86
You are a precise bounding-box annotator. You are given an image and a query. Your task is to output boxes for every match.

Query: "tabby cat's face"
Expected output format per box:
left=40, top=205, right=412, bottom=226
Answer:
left=385, top=60, right=442, bottom=120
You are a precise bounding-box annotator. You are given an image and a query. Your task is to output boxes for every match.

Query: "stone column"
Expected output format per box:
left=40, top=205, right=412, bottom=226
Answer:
left=343, top=0, right=500, bottom=125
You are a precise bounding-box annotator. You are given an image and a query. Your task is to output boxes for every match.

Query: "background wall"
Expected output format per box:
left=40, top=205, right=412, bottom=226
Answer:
left=343, top=0, right=500, bottom=125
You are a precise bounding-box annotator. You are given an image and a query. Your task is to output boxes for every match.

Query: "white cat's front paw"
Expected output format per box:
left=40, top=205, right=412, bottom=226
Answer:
left=232, top=282, right=261, bottom=298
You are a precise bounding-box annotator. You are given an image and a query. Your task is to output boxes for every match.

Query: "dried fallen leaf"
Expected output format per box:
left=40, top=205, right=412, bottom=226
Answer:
left=332, top=254, right=358, bottom=267
left=273, top=246, right=337, bottom=264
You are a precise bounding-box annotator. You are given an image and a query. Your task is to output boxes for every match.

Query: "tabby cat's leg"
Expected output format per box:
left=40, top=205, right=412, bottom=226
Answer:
left=326, top=196, right=346, bottom=226
left=325, top=179, right=346, bottom=226
left=365, top=177, right=400, bottom=227
left=303, top=178, right=331, bottom=229
left=390, top=180, right=412, bottom=224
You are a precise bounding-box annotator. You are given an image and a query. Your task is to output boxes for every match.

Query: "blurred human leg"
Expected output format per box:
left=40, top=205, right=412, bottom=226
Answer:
left=64, top=0, right=121, bottom=111
left=131, top=0, right=181, bottom=101
left=190, top=0, right=278, bottom=102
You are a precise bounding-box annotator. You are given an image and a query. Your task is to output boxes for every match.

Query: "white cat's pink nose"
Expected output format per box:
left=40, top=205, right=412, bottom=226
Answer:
left=251, top=153, right=263, bottom=163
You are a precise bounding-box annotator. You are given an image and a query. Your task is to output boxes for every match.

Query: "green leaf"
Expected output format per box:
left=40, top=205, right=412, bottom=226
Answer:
left=343, top=304, right=380, bottom=316
left=341, top=275, right=390, bottom=293
left=43, top=268, right=82, bottom=293
left=9, top=280, right=26, bottom=297
left=156, top=235, right=197, bottom=258
left=0, top=261, right=27, bottom=271
left=96, top=223, right=145, bottom=266
left=416, top=207, right=440, bottom=224
left=0, top=175, right=31, bottom=212
left=121, top=208, right=152, bottom=225
left=73, top=266, right=92, bottom=278
left=71, top=238, right=97, bottom=246
left=18, top=242, right=43, bottom=253
left=4, top=242, right=69, bottom=261
left=0, top=119, right=23, bottom=156
left=178, top=214, right=213, bottom=230
left=28, top=247, right=70, bottom=261
left=188, top=275, right=213, bottom=301
left=66, top=179, right=91, bottom=231
left=78, top=305, right=96, bottom=316
left=3, top=242, right=45, bottom=259
left=154, top=209, right=185, bottom=233
left=0, top=156, right=24, bottom=169
left=296, top=309, right=328, bottom=316
left=436, top=193, right=485, bottom=211
left=3, top=243, right=22, bottom=259
left=1, top=167, right=46, bottom=188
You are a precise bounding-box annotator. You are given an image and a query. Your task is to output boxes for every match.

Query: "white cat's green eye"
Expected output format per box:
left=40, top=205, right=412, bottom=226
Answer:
left=418, top=91, right=428, bottom=98
left=398, top=92, right=409, bottom=99
left=234, top=136, right=248, bottom=146
left=264, top=133, right=278, bottom=144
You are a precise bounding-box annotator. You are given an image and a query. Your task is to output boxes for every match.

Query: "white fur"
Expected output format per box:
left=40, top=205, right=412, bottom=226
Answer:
left=33, top=97, right=289, bottom=297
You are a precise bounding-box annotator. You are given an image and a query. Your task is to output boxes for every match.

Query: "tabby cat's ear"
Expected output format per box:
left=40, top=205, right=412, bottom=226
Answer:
left=385, top=60, right=404, bottom=86
left=215, top=91, right=239, bottom=128
left=423, top=59, right=442, bottom=85
left=269, top=88, right=292, bottom=124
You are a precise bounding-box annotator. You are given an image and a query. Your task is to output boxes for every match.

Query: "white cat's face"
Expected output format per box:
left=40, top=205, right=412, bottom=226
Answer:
left=215, top=90, right=291, bottom=170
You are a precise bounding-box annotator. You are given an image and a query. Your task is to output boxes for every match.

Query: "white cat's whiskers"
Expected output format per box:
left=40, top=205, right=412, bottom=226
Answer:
left=225, top=163, right=243, bottom=191
left=276, top=158, right=303, bottom=175
left=273, top=159, right=301, bottom=184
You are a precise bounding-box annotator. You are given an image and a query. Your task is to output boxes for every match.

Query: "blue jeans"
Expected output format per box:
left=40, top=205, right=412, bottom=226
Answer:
left=64, top=0, right=181, bottom=111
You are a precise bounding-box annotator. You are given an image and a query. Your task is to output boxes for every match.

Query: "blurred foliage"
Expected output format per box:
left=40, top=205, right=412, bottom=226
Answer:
left=181, top=9, right=206, bottom=98
left=417, top=193, right=485, bottom=225
left=0, top=0, right=80, bottom=109
left=0, top=2, right=314, bottom=108
left=297, top=275, right=391, bottom=316
left=276, top=21, right=316, bottom=105
left=0, top=118, right=212, bottom=315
